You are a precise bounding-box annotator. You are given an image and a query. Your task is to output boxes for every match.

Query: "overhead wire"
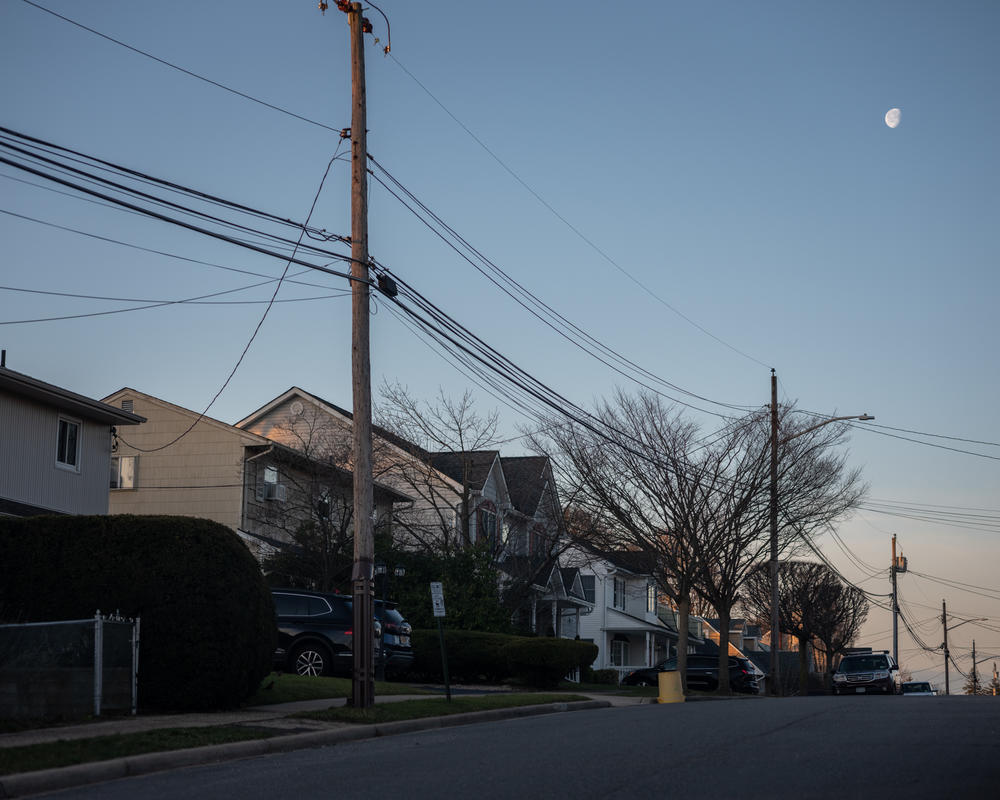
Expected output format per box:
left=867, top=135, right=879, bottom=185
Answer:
left=18, top=0, right=343, bottom=135
left=386, top=52, right=773, bottom=371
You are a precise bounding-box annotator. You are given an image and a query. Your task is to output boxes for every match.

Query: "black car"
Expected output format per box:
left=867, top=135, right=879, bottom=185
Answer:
left=832, top=651, right=899, bottom=695
left=272, top=589, right=381, bottom=677
left=374, top=601, right=414, bottom=676
left=621, top=654, right=760, bottom=694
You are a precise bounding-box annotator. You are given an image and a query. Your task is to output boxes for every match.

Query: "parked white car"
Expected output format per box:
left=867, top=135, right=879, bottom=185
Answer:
left=900, top=681, right=936, bottom=696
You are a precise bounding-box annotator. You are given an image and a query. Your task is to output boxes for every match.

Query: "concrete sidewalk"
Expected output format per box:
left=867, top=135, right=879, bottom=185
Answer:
left=0, top=691, right=635, bottom=798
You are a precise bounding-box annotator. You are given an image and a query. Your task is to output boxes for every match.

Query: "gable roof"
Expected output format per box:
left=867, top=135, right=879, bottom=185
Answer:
left=236, top=386, right=431, bottom=461
left=427, top=450, right=499, bottom=490
left=501, top=455, right=550, bottom=515
left=6, top=369, right=145, bottom=426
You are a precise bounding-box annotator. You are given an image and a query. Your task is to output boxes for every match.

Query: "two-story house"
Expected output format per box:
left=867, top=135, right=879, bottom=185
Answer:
left=101, top=388, right=409, bottom=571
left=1, top=362, right=144, bottom=517
left=564, top=543, right=677, bottom=680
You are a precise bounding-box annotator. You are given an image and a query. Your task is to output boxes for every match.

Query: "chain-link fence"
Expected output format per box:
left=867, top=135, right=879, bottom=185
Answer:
left=0, top=611, right=139, bottom=718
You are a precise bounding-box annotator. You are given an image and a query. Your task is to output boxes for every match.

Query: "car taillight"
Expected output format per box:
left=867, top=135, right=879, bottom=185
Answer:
left=345, top=629, right=352, bottom=637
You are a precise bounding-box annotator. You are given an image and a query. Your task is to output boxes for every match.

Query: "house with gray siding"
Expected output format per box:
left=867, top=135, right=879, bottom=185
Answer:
left=0, top=363, right=144, bottom=517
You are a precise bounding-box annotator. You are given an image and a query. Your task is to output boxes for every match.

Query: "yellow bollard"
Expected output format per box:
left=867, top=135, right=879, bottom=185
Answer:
left=657, top=670, right=685, bottom=703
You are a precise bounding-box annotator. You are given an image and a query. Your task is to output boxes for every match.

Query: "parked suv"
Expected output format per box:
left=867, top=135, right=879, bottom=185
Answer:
left=621, top=655, right=760, bottom=694
left=832, top=651, right=899, bottom=695
left=374, top=601, right=414, bottom=676
left=271, top=589, right=380, bottom=677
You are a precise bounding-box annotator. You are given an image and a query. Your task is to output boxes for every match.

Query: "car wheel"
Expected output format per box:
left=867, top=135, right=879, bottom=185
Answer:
left=291, top=643, right=331, bottom=677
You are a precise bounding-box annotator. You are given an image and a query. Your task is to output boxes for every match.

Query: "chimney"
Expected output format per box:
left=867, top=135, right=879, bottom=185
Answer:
left=1, top=349, right=6, bottom=368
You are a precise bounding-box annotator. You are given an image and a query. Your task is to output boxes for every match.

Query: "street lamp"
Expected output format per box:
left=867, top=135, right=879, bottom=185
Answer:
left=374, top=562, right=406, bottom=683
left=768, top=370, right=873, bottom=696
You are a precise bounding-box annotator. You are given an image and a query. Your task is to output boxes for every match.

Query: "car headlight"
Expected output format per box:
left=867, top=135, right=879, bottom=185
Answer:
left=833, top=673, right=846, bottom=683
left=874, top=670, right=889, bottom=680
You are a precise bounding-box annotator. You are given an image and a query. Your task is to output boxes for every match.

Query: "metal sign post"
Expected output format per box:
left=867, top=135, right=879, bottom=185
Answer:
left=430, top=582, right=450, bottom=702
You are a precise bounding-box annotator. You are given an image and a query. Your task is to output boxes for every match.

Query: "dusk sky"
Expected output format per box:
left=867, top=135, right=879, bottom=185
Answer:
left=2, top=1, right=997, bottom=688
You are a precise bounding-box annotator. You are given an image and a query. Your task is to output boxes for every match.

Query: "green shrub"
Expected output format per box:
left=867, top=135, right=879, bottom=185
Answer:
left=0, top=515, right=276, bottom=712
left=584, top=668, right=620, bottom=685
left=505, top=638, right=599, bottom=688
left=411, top=628, right=513, bottom=682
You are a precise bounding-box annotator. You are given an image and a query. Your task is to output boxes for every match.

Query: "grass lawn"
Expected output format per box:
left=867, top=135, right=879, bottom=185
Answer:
left=295, top=692, right=591, bottom=724
left=245, top=673, right=433, bottom=705
left=0, top=727, right=277, bottom=776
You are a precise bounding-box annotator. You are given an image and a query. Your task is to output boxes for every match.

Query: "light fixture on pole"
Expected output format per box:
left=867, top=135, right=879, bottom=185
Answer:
left=768, top=369, right=873, bottom=696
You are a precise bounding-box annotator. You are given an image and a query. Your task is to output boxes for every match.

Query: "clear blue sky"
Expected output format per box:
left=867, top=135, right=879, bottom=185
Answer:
left=3, top=1, right=998, bottom=688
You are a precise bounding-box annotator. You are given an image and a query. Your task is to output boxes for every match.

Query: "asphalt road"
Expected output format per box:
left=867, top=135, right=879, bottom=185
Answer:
left=39, top=696, right=1000, bottom=800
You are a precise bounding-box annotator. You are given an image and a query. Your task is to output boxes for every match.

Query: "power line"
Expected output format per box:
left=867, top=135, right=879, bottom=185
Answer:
left=387, top=52, right=772, bottom=370
left=0, top=206, right=344, bottom=292
left=19, top=0, right=343, bottom=135
left=116, top=146, right=346, bottom=453
left=367, top=155, right=756, bottom=420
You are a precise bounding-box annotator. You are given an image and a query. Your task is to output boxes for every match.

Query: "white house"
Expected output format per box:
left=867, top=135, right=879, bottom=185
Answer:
left=564, top=544, right=677, bottom=681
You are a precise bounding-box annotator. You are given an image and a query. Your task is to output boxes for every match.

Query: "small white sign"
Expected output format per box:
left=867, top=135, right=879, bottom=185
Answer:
left=430, top=581, right=446, bottom=618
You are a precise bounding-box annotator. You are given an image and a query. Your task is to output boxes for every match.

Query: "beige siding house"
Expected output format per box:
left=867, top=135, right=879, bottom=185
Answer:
left=236, top=387, right=470, bottom=552
left=102, top=388, right=409, bottom=561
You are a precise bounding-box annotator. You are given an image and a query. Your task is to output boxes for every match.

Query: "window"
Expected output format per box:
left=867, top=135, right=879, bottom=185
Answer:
left=478, top=502, right=498, bottom=549
left=647, top=582, right=657, bottom=614
left=613, top=576, right=626, bottom=610
left=580, top=575, right=595, bottom=604
left=611, top=636, right=630, bottom=666
left=316, top=488, right=331, bottom=521
left=56, top=416, right=81, bottom=470
left=110, top=455, right=137, bottom=489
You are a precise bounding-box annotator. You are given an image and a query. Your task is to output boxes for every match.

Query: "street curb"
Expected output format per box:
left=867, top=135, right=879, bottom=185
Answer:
left=0, top=700, right=609, bottom=798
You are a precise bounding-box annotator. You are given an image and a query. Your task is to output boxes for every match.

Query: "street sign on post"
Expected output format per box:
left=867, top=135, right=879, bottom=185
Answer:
left=430, top=581, right=446, bottom=617
left=430, top=582, right=450, bottom=701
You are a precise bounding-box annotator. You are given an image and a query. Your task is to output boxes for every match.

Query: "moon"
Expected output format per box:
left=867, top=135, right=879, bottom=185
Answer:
left=885, top=108, right=901, bottom=128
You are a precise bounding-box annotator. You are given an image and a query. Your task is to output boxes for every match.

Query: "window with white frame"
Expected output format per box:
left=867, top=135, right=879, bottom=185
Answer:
left=611, top=637, right=630, bottom=666
left=613, top=576, right=626, bottom=610
left=647, top=582, right=657, bottom=613
left=56, top=416, right=81, bottom=470
left=110, top=455, right=137, bottom=489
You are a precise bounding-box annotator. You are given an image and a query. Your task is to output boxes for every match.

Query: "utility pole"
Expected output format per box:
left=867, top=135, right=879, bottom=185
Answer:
left=890, top=535, right=906, bottom=664
left=971, top=639, right=978, bottom=694
left=344, top=0, right=375, bottom=709
left=891, top=535, right=898, bottom=664
left=942, top=599, right=950, bottom=696
left=769, top=369, right=780, bottom=696
left=993, top=662, right=997, bottom=696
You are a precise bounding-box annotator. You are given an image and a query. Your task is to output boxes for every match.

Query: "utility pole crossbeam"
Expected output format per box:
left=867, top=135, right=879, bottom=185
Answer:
left=345, top=0, right=375, bottom=709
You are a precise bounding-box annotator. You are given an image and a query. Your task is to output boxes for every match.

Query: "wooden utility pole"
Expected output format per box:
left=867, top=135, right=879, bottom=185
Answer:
left=891, top=535, right=898, bottom=664
left=942, top=599, right=950, bottom=696
left=346, top=0, right=375, bottom=709
left=768, top=369, right=781, bottom=696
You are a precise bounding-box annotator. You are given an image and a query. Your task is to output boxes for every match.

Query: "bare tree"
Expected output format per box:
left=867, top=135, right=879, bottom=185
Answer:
left=743, top=560, right=868, bottom=694
left=376, top=382, right=500, bottom=554
left=692, top=408, right=866, bottom=692
left=529, top=391, right=723, bottom=690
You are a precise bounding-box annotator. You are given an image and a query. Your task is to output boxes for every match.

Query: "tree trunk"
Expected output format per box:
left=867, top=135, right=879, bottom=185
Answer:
left=717, top=604, right=731, bottom=693
left=676, top=594, right=690, bottom=693
left=798, top=636, right=809, bottom=695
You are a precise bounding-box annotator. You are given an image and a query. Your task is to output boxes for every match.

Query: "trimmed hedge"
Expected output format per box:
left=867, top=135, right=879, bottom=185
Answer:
left=411, top=629, right=598, bottom=687
left=0, top=515, right=276, bottom=712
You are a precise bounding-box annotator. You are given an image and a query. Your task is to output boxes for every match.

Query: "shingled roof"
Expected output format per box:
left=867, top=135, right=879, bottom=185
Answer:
left=427, top=450, right=499, bottom=490
left=501, top=455, right=550, bottom=516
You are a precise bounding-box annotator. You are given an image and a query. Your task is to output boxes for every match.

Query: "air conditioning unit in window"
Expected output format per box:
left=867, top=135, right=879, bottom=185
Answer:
left=263, top=483, right=287, bottom=502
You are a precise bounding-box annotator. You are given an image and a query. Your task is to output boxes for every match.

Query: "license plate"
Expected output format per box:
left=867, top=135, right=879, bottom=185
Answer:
left=399, top=636, right=410, bottom=646
left=855, top=687, right=865, bottom=693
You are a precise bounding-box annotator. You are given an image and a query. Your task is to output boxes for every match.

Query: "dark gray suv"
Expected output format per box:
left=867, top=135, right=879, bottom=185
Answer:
left=832, top=651, right=899, bottom=695
left=272, top=589, right=381, bottom=677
